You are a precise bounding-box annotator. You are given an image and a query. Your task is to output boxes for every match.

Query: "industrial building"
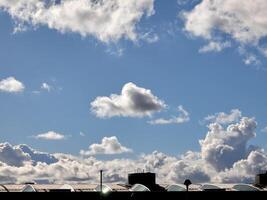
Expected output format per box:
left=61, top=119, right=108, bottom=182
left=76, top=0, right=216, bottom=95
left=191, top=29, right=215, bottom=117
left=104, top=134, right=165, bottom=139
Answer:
left=0, top=182, right=266, bottom=192
left=0, top=171, right=267, bottom=193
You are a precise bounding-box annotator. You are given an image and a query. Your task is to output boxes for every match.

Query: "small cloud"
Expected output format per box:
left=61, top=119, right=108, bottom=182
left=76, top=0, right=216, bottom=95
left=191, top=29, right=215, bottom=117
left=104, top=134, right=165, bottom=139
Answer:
left=243, top=54, right=261, bottom=66
left=105, top=46, right=125, bottom=57
left=80, top=136, right=132, bottom=156
left=80, top=132, right=86, bottom=137
left=199, top=41, right=231, bottom=53
left=0, top=77, right=25, bottom=93
left=32, top=81, right=62, bottom=94
left=141, top=32, right=159, bottom=43
left=41, top=83, right=51, bottom=92
left=238, top=47, right=263, bottom=69
left=203, top=109, right=242, bottom=125
left=148, top=105, right=190, bottom=125
left=33, top=131, right=67, bottom=141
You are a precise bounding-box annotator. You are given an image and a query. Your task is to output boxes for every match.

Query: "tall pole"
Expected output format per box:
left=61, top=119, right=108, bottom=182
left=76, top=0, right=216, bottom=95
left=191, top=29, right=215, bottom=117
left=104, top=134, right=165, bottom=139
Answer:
left=100, top=170, right=103, bottom=193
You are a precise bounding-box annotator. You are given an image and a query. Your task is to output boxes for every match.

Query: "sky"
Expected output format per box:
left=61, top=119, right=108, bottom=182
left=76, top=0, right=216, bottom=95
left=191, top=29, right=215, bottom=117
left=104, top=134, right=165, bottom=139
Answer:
left=0, top=0, right=267, bottom=184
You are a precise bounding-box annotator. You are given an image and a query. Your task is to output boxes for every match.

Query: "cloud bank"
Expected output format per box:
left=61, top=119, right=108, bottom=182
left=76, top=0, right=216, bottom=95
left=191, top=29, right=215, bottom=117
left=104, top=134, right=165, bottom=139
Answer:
left=0, top=0, right=155, bottom=43
left=0, top=110, right=266, bottom=184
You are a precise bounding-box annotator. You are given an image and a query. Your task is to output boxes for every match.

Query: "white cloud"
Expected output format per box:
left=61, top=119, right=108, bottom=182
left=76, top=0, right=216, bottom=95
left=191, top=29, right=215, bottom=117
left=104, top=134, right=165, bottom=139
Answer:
left=33, top=81, right=62, bottom=94
left=0, top=0, right=155, bottom=43
left=204, top=109, right=242, bottom=125
left=80, top=136, right=132, bottom=156
left=182, top=0, right=267, bottom=63
left=243, top=54, right=261, bottom=66
left=140, top=32, right=159, bottom=43
left=238, top=47, right=261, bottom=66
left=41, top=83, right=51, bottom=92
left=17, top=144, right=58, bottom=165
left=0, top=143, right=57, bottom=167
left=183, top=0, right=267, bottom=44
left=214, top=150, right=267, bottom=183
left=199, top=41, right=231, bottom=53
left=0, top=143, right=31, bottom=167
left=166, top=151, right=211, bottom=183
left=91, top=82, right=166, bottom=118
left=0, top=110, right=266, bottom=184
left=0, top=77, right=25, bottom=93
left=200, top=117, right=257, bottom=171
left=34, top=131, right=67, bottom=140
left=148, top=105, right=190, bottom=125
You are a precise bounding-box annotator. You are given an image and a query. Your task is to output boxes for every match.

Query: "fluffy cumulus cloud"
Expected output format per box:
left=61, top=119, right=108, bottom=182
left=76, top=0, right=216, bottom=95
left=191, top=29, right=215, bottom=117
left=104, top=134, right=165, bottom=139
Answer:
left=0, top=143, right=58, bottom=167
left=17, top=144, right=58, bottom=165
left=0, top=110, right=266, bottom=184
left=215, top=150, right=267, bottom=183
left=0, top=77, right=25, bottom=93
left=0, top=0, right=155, bottom=43
left=34, top=131, right=67, bottom=140
left=166, top=151, right=211, bottom=183
left=148, top=105, right=190, bottom=125
left=182, top=0, right=267, bottom=62
left=91, top=82, right=166, bottom=118
left=0, top=143, right=31, bottom=167
left=200, top=117, right=257, bottom=171
left=80, top=136, right=132, bottom=156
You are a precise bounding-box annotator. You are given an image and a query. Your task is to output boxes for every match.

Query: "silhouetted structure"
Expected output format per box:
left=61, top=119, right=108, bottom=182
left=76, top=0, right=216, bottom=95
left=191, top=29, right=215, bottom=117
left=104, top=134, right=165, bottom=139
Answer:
left=183, top=179, right=192, bottom=191
left=100, top=170, right=103, bottom=193
left=128, top=172, right=165, bottom=192
left=255, top=171, right=267, bottom=187
left=0, top=171, right=267, bottom=199
left=128, top=172, right=155, bottom=186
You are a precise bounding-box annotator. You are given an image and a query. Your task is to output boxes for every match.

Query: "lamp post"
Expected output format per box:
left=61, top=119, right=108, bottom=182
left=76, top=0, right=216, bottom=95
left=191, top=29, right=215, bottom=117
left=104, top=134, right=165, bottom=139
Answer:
left=100, top=170, right=103, bottom=193
left=184, top=179, right=192, bottom=192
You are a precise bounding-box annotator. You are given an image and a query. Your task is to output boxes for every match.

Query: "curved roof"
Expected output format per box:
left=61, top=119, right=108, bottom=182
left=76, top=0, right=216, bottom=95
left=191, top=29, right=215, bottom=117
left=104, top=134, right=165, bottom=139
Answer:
left=21, top=184, right=36, bottom=192
left=130, top=184, right=150, bottom=192
left=166, top=184, right=186, bottom=192
left=233, top=184, right=260, bottom=191
left=95, top=184, right=113, bottom=193
left=200, top=184, right=223, bottom=190
left=59, top=184, right=75, bottom=192
left=0, top=184, right=9, bottom=192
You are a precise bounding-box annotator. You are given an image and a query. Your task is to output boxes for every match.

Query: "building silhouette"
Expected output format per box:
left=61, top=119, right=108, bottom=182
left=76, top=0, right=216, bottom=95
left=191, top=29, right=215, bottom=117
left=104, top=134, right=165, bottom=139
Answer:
left=0, top=171, right=266, bottom=199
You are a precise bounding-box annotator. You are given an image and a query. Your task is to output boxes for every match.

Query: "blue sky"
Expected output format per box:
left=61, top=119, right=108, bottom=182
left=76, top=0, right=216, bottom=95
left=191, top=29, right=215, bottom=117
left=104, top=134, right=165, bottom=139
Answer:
left=0, top=0, right=267, bottom=160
